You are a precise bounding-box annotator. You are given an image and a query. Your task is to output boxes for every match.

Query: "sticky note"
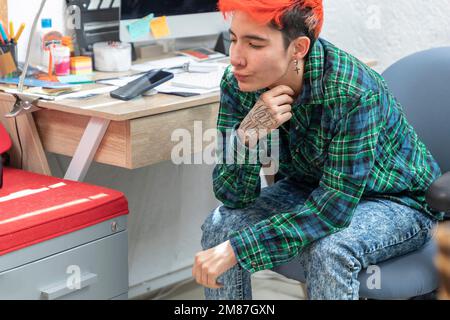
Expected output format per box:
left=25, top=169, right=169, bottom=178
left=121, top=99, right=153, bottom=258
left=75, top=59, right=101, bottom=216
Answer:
left=57, top=75, right=94, bottom=84
left=127, top=14, right=154, bottom=40
left=150, top=16, right=170, bottom=39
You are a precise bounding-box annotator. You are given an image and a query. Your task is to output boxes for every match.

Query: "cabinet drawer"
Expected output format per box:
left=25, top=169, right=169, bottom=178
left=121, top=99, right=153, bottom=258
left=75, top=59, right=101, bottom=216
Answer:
left=0, top=231, right=128, bottom=300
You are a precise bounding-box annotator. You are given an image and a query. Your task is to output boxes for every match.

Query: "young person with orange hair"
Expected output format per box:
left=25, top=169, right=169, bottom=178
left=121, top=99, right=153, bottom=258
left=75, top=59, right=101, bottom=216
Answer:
left=192, top=0, right=442, bottom=299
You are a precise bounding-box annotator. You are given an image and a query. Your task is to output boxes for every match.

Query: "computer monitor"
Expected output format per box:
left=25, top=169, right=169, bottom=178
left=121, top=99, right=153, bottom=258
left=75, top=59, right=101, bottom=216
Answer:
left=119, top=0, right=230, bottom=43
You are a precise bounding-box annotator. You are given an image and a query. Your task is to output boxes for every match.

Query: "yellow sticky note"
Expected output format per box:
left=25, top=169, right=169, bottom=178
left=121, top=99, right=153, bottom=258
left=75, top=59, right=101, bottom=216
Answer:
left=150, top=16, right=170, bottom=39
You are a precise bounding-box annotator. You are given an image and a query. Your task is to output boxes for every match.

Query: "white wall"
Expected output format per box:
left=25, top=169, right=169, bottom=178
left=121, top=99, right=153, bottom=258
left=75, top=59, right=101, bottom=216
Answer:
left=8, top=0, right=450, bottom=71
left=8, top=0, right=67, bottom=62
left=321, top=0, right=450, bottom=72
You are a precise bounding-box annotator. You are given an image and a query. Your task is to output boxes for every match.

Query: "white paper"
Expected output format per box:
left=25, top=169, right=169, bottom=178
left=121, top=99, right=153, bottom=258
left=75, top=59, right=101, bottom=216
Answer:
left=141, top=81, right=219, bottom=96
left=96, top=74, right=143, bottom=87
left=131, top=56, right=194, bottom=72
left=1, top=85, right=118, bottom=101
left=54, top=86, right=119, bottom=100
left=169, top=72, right=223, bottom=90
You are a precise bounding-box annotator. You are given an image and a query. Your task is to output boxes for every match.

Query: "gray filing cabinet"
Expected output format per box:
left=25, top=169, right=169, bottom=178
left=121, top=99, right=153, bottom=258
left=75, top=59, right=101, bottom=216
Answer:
left=0, top=216, right=128, bottom=300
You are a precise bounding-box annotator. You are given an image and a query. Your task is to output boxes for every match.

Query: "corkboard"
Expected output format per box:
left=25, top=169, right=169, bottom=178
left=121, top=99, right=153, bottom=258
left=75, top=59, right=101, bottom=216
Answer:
left=0, top=0, right=7, bottom=24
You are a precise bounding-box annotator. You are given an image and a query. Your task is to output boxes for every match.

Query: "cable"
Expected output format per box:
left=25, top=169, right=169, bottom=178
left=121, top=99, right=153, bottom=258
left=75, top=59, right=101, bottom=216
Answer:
left=13, top=116, right=23, bottom=169
left=18, top=0, right=47, bottom=92
left=9, top=0, right=46, bottom=168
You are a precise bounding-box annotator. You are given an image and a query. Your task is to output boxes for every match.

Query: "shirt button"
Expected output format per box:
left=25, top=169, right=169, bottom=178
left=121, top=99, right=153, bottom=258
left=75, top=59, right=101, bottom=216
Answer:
left=251, top=262, right=257, bottom=268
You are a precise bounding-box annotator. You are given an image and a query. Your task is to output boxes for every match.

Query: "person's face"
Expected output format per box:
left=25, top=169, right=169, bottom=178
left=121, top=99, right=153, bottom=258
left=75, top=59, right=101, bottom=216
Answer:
left=229, top=11, right=294, bottom=92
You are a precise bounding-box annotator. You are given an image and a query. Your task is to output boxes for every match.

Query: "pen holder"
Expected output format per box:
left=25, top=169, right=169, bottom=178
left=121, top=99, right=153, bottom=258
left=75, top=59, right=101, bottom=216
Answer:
left=0, top=42, right=19, bottom=77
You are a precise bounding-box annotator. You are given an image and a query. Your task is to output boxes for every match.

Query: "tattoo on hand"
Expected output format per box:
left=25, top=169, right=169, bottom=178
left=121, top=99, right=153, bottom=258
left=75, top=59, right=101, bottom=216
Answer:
left=240, top=101, right=276, bottom=132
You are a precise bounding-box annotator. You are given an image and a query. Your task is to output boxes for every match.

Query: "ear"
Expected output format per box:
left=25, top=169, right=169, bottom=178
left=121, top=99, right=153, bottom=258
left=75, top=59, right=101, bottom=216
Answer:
left=292, top=36, right=311, bottom=60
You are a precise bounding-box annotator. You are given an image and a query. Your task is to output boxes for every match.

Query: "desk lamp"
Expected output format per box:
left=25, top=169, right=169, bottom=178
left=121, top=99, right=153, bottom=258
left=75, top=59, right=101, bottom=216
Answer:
left=5, top=0, right=47, bottom=118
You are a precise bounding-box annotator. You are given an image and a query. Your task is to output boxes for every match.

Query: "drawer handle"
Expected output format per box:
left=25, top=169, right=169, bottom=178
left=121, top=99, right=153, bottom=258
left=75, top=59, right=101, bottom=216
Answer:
left=40, top=273, right=98, bottom=300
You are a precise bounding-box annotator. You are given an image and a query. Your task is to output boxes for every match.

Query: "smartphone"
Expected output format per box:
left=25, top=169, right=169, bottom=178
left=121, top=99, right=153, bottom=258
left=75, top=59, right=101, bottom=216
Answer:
left=110, top=69, right=174, bottom=101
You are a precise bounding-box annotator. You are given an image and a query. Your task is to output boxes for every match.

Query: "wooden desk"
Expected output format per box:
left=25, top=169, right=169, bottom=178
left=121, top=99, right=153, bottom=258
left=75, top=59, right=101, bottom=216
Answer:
left=0, top=85, right=219, bottom=181
left=0, top=57, right=377, bottom=182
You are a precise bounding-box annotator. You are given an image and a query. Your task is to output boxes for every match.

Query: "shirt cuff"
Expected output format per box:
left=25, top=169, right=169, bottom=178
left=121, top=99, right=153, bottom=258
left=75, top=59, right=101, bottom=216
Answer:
left=228, top=226, right=273, bottom=273
left=229, top=122, right=275, bottom=165
left=228, top=123, right=257, bottom=164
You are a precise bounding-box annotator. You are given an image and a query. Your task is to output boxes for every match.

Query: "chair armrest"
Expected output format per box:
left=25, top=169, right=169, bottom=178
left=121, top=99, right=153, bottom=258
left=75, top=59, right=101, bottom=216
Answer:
left=425, top=171, right=450, bottom=212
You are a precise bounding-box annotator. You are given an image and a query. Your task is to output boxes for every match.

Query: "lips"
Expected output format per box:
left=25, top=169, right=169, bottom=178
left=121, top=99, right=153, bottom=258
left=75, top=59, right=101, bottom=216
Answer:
left=234, top=73, right=250, bottom=81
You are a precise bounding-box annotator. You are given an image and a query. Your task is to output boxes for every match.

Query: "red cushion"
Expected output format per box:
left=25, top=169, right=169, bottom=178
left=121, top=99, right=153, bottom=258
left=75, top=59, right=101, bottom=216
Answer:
left=0, top=124, right=12, bottom=154
left=0, top=167, right=129, bottom=256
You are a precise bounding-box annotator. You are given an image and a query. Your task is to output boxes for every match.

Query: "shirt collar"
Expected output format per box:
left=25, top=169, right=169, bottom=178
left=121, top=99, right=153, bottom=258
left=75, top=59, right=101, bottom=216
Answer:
left=295, top=38, right=325, bottom=106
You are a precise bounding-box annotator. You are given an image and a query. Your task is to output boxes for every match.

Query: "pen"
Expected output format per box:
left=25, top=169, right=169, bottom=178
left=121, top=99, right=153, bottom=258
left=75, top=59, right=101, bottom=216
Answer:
left=0, top=21, right=9, bottom=42
left=14, top=23, right=25, bottom=43
left=48, top=47, right=53, bottom=79
left=0, top=21, right=7, bottom=44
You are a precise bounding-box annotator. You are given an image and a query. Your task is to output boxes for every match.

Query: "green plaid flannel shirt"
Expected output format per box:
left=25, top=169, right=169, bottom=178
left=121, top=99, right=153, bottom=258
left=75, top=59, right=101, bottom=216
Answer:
left=213, top=38, right=443, bottom=273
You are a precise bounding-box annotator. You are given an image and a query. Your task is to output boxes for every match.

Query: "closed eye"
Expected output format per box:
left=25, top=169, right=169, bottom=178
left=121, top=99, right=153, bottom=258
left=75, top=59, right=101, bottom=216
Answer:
left=249, top=43, right=264, bottom=49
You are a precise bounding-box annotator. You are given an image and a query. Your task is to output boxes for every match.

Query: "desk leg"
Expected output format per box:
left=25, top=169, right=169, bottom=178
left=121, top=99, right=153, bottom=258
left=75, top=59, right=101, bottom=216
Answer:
left=64, top=117, right=110, bottom=181
left=0, top=98, right=51, bottom=175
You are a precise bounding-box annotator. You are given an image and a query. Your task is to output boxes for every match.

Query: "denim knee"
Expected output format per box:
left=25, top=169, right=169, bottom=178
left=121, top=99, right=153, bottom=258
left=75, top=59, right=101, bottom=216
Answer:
left=305, top=236, right=362, bottom=299
left=201, top=206, right=234, bottom=250
left=307, top=235, right=361, bottom=274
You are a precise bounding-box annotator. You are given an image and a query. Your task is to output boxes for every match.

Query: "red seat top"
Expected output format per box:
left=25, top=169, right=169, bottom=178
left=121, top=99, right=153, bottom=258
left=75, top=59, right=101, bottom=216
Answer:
left=0, top=167, right=129, bottom=256
left=0, top=124, right=11, bottom=154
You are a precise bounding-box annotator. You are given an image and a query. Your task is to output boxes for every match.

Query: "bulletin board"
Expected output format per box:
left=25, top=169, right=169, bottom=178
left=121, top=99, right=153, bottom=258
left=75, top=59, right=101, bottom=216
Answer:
left=0, top=0, right=7, bottom=24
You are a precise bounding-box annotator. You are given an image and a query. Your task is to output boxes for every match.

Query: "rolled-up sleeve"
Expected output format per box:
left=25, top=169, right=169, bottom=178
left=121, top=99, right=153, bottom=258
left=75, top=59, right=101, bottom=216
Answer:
left=228, top=92, right=384, bottom=273
left=212, top=68, right=264, bottom=209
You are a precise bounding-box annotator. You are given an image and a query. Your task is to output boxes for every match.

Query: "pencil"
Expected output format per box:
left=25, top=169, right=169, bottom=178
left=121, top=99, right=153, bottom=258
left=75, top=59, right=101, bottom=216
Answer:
left=13, top=23, right=25, bottom=43
left=9, top=21, right=14, bottom=41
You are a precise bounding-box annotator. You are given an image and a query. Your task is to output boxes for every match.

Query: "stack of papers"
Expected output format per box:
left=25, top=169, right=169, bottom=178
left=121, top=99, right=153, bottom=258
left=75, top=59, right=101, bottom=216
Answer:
left=170, top=71, right=223, bottom=90
left=99, top=59, right=228, bottom=96
left=96, top=74, right=145, bottom=87
left=131, top=56, right=194, bottom=72
left=1, top=85, right=118, bottom=101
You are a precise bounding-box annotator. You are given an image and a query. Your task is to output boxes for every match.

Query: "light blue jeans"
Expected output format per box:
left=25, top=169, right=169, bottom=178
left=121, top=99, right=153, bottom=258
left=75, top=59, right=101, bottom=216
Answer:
left=200, top=177, right=436, bottom=300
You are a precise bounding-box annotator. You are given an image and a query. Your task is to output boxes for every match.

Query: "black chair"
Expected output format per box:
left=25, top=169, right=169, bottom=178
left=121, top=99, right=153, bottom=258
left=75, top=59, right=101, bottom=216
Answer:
left=271, top=47, right=450, bottom=299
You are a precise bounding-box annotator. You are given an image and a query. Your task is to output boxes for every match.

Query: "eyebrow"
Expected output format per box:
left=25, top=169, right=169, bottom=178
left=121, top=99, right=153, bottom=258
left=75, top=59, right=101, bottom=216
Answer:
left=229, top=29, right=269, bottom=42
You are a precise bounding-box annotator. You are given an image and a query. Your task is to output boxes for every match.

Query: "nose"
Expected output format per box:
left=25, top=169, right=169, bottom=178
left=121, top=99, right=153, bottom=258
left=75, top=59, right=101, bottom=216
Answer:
left=230, top=43, right=246, bottom=69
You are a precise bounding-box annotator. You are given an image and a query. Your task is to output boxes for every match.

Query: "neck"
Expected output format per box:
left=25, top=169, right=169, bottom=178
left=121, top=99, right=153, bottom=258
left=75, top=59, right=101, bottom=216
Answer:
left=269, top=59, right=305, bottom=100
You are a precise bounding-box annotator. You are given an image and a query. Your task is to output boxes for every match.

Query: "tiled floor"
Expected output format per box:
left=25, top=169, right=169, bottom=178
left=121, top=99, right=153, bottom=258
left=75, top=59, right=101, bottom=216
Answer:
left=143, top=270, right=307, bottom=300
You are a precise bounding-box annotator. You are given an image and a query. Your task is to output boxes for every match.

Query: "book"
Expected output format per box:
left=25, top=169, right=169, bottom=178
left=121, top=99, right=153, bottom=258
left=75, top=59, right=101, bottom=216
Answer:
left=176, top=47, right=226, bottom=61
left=0, top=77, right=77, bottom=89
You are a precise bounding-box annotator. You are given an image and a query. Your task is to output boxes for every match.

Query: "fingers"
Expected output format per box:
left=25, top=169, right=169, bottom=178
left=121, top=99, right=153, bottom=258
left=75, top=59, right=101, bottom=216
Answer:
left=266, top=85, right=295, bottom=98
left=192, top=254, right=224, bottom=289
left=207, top=271, right=223, bottom=289
left=201, top=266, right=208, bottom=288
left=275, top=104, right=292, bottom=115
left=269, top=94, right=294, bottom=107
left=257, top=93, right=293, bottom=120
left=276, top=111, right=293, bottom=125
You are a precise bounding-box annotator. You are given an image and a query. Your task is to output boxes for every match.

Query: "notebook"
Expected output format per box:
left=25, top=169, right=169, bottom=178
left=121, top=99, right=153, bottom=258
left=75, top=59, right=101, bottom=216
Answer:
left=170, top=71, right=223, bottom=90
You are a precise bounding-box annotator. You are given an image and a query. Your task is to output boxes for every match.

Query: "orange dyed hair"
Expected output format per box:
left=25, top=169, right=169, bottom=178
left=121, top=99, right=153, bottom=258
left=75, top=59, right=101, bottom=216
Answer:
left=218, top=0, right=324, bottom=39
